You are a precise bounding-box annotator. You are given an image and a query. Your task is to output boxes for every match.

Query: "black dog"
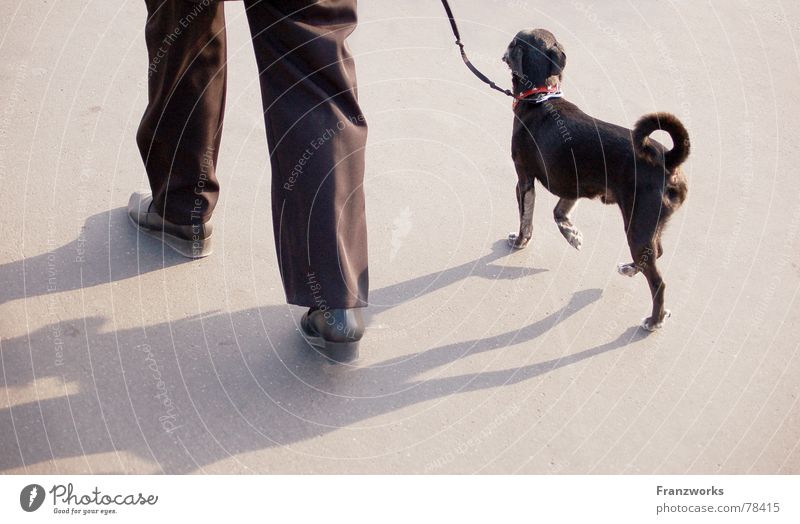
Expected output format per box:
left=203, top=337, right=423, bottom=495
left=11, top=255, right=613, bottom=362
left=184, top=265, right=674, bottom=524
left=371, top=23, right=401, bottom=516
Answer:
left=503, top=28, right=690, bottom=331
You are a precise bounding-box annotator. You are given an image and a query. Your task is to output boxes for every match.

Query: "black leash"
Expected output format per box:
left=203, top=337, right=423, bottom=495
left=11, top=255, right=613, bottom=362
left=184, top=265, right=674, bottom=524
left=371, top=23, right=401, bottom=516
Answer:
left=440, top=0, right=516, bottom=99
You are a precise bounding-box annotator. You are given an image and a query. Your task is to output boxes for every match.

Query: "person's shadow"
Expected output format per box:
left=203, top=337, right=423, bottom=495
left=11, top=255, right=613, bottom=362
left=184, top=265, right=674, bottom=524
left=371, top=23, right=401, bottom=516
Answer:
left=0, top=208, right=190, bottom=305
left=0, top=209, right=648, bottom=473
left=0, top=288, right=650, bottom=473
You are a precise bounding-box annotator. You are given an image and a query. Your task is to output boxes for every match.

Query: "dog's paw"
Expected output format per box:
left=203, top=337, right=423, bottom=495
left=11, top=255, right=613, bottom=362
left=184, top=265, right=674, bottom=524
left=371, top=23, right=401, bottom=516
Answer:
left=507, top=232, right=529, bottom=250
left=566, top=229, right=583, bottom=250
left=617, top=263, right=638, bottom=277
left=557, top=223, right=583, bottom=250
left=641, top=309, right=671, bottom=332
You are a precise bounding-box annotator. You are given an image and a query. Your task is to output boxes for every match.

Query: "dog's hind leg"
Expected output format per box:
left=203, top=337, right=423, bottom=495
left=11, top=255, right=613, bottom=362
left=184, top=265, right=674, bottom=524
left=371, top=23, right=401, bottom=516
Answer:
left=508, top=177, right=536, bottom=249
left=637, top=247, right=670, bottom=331
left=553, top=198, right=582, bottom=250
left=627, top=202, right=670, bottom=330
left=618, top=193, right=671, bottom=330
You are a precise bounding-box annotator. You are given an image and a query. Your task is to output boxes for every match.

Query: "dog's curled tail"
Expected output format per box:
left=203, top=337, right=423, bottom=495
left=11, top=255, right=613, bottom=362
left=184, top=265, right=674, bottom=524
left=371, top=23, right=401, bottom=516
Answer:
left=633, top=112, right=690, bottom=171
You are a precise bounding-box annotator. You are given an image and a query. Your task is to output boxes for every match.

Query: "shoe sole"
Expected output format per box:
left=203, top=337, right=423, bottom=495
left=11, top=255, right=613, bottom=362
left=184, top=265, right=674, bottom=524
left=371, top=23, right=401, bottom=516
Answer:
left=300, top=323, right=360, bottom=364
left=129, top=215, right=213, bottom=259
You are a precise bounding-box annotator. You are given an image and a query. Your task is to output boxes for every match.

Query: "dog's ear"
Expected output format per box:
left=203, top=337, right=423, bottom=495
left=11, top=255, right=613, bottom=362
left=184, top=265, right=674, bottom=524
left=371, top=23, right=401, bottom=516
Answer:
left=548, top=41, right=566, bottom=78
left=508, top=43, right=525, bottom=77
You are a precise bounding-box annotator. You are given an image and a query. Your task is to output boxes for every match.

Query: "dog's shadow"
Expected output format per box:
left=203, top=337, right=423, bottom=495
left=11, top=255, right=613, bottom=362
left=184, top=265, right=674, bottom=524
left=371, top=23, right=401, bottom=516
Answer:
left=368, top=238, right=546, bottom=315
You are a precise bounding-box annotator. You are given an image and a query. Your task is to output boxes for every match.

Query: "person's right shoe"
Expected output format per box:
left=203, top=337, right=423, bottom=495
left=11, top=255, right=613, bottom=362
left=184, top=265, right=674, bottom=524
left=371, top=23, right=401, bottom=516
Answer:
left=300, top=307, right=365, bottom=363
left=127, top=192, right=213, bottom=259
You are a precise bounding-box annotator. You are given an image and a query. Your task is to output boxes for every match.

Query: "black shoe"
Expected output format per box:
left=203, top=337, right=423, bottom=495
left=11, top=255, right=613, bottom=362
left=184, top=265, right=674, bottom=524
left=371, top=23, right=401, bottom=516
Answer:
left=300, top=308, right=365, bottom=363
left=127, top=192, right=212, bottom=258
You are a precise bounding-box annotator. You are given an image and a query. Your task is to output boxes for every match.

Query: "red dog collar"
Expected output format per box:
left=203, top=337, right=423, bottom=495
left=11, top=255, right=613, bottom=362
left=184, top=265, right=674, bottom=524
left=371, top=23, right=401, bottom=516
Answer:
left=513, top=84, right=563, bottom=109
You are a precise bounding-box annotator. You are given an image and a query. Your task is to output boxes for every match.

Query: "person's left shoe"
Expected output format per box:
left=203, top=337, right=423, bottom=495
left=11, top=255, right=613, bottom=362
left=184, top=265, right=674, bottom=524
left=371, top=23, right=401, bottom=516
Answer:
left=300, top=308, right=364, bottom=363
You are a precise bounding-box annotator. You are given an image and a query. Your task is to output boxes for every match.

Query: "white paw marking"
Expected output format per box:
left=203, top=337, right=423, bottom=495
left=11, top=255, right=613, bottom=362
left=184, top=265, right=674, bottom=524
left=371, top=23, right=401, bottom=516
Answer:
left=617, top=263, right=638, bottom=277
left=641, top=309, right=671, bottom=331
left=557, top=222, right=583, bottom=250
left=566, top=229, right=583, bottom=250
left=508, top=232, right=527, bottom=249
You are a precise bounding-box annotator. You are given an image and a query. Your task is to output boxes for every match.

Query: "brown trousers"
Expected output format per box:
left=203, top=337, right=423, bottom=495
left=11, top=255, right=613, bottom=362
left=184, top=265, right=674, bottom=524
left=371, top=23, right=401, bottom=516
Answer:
left=137, top=0, right=368, bottom=308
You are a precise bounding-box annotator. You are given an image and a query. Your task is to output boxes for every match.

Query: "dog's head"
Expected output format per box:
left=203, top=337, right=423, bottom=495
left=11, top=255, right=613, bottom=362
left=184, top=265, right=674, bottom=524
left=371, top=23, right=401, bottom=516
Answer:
left=503, top=29, right=566, bottom=94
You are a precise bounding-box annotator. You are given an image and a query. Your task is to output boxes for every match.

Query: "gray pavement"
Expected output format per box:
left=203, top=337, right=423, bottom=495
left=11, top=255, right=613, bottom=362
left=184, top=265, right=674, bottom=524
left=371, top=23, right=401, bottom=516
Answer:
left=1, top=0, right=799, bottom=474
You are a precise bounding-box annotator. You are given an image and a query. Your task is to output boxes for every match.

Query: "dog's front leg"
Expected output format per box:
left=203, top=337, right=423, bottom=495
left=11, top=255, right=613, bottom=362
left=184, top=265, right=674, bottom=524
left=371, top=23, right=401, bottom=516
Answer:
left=508, top=177, right=535, bottom=249
left=554, top=198, right=582, bottom=250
